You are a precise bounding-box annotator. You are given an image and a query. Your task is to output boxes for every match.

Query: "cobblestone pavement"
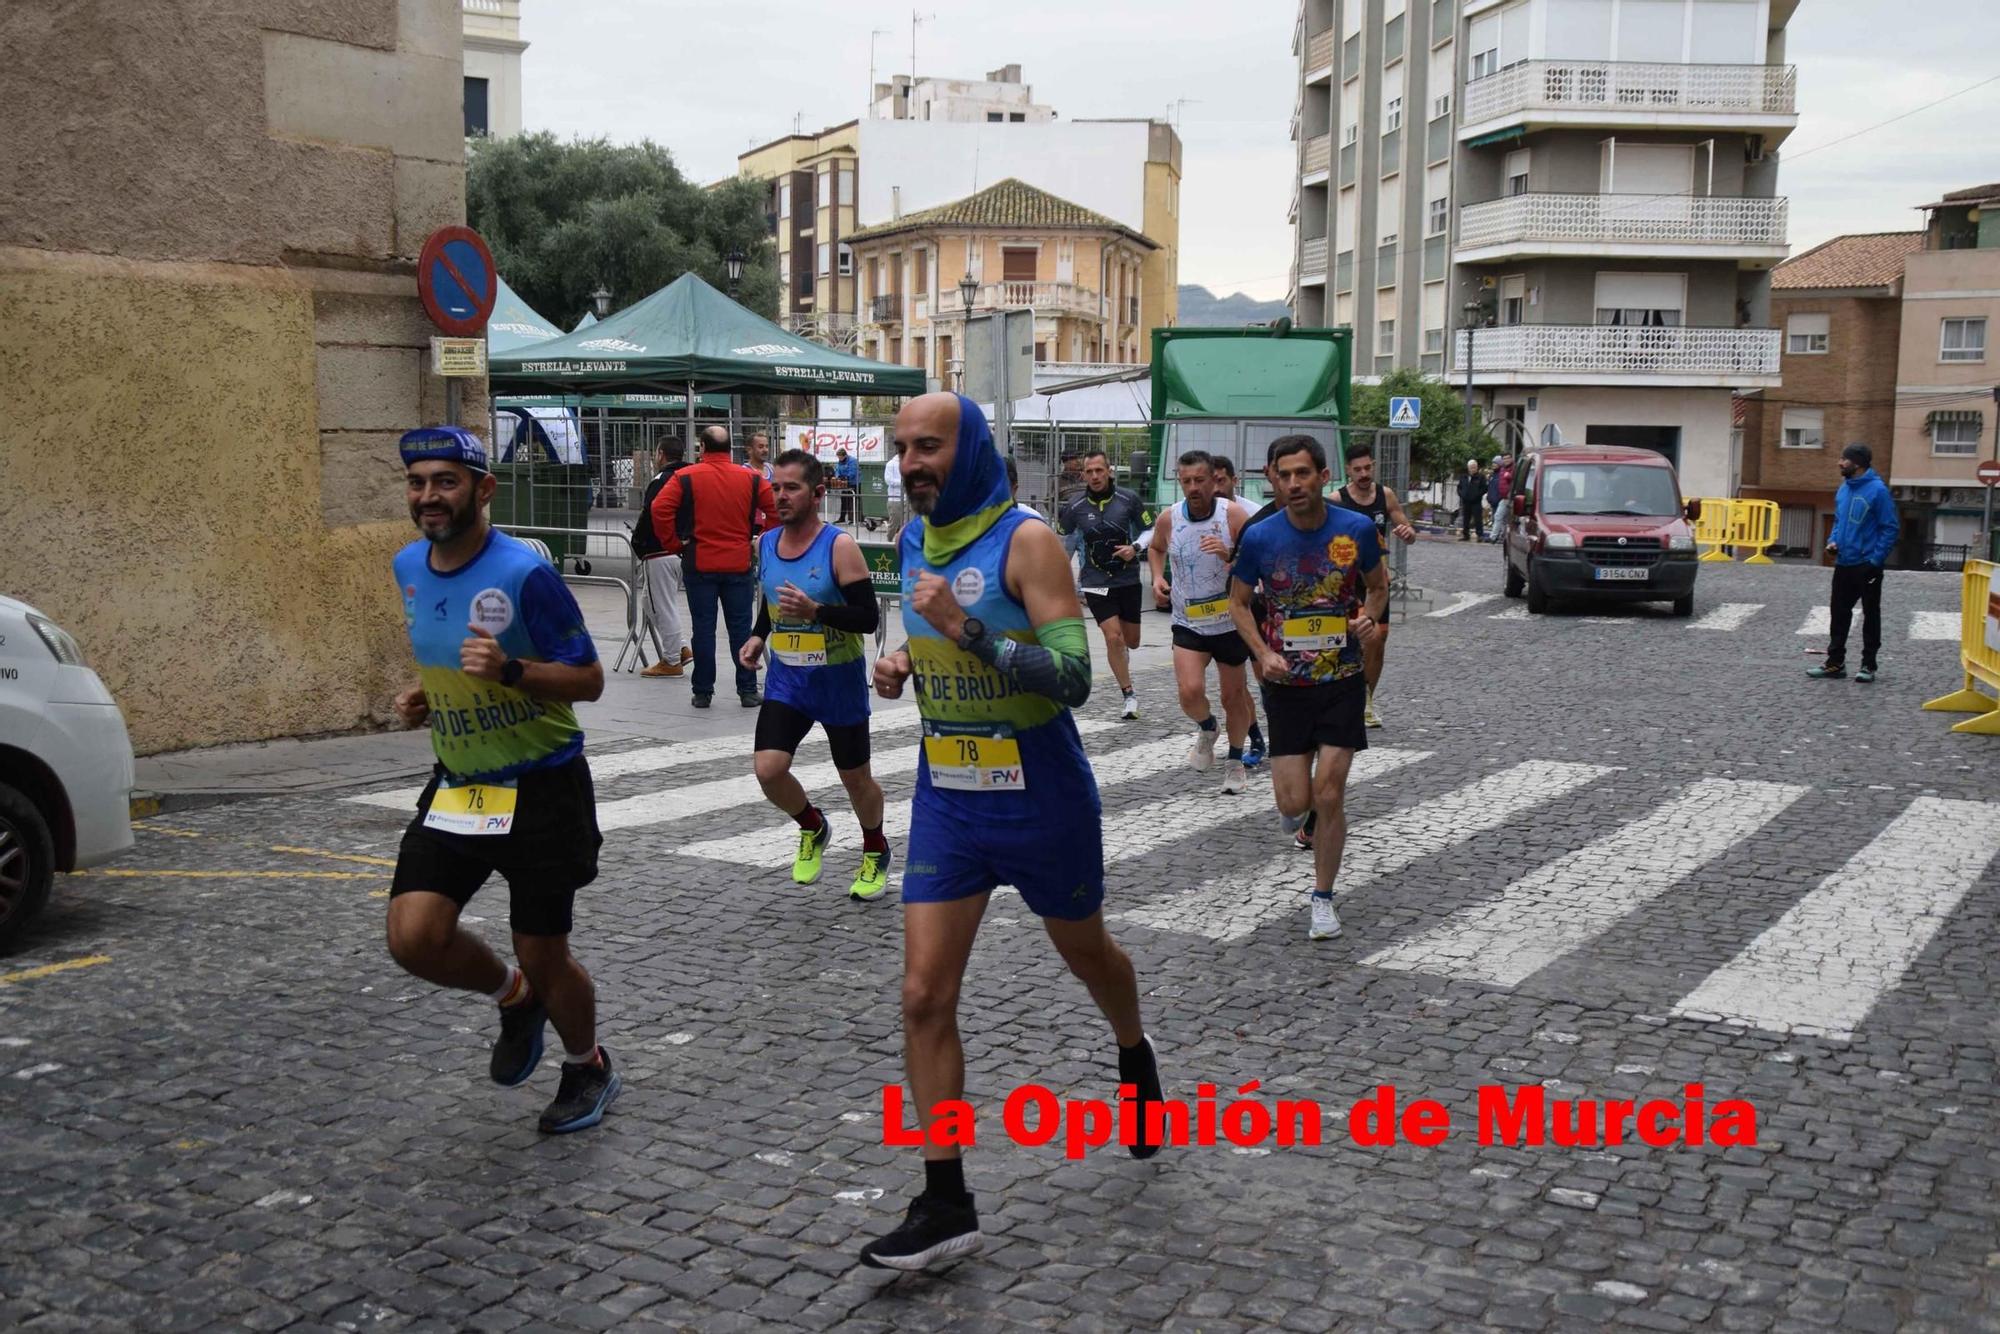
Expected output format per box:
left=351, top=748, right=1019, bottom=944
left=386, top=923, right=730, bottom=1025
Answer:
left=5, top=544, right=1997, bottom=1332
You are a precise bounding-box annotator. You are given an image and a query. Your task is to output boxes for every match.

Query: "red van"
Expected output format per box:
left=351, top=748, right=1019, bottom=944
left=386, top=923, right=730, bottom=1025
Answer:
left=1499, top=446, right=1703, bottom=616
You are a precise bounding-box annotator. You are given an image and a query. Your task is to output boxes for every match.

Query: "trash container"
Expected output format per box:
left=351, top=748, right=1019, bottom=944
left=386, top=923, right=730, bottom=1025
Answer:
left=859, top=460, right=889, bottom=532
left=490, top=462, right=593, bottom=561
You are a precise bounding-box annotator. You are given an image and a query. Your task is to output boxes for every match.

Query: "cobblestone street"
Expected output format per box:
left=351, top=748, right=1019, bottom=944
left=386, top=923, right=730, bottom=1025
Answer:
left=4, top=544, right=1997, bottom=1333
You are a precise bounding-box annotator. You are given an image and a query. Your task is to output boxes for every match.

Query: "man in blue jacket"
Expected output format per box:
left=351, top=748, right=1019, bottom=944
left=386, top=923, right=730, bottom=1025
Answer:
left=1808, top=442, right=1900, bottom=683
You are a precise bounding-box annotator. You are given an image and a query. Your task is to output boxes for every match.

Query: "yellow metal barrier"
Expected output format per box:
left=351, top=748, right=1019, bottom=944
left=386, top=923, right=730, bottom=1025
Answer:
left=1921, top=559, right=2000, bottom=737
left=1692, top=497, right=1735, bottom=562
left=1728, top=498, right=1780, bottom=564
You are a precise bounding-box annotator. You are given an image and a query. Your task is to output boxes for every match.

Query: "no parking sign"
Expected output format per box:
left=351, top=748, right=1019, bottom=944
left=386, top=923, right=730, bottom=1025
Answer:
left=417, top=226, right=497, bottom=336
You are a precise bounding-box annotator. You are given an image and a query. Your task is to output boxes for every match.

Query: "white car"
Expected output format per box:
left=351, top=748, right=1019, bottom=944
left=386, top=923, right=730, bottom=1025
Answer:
left=0, top=594, right=134, bottom=945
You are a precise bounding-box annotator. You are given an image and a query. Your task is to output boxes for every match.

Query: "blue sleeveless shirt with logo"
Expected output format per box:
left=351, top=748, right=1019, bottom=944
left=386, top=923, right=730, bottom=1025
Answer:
left=757, top=524, right=869, bottom=726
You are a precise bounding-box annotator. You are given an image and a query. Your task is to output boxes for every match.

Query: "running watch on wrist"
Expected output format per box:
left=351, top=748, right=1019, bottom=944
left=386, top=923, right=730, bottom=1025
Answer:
left=955, top=618, right=986, bottom=650
left=500, top=658, right=526, bottom=688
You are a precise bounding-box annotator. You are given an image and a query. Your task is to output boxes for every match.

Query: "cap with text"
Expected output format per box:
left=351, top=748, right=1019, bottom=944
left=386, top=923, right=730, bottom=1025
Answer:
left=399, top=426, right=490, bottom=474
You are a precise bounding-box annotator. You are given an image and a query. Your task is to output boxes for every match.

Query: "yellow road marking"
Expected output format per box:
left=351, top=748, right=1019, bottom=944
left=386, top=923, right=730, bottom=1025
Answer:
left=0, top=955, right=111, bottom=987
left=368, top=890, right=390, bottom=899
left=268, top=845, right=398, bottom=868
left=132, top=823, right=203, bottom=839
left=75, top=868, right=389, bottom=881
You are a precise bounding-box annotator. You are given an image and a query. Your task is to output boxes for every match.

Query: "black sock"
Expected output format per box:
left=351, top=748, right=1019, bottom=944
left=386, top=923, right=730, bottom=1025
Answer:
left=1117, top=1037, right=1154, bottom=1076
left=1196, top=715, right=1217, bottom=732
left=924, top=1157, right=968, bottom=1202
left=1302, top=810, right=1318, bottom=836
left=1249, top=723, right=1265, bottom=747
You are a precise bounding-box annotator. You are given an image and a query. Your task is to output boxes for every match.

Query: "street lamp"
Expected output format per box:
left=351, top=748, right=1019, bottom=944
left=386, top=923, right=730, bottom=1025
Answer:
left=1462, top=299, right=1484, bottom=429
left=725, top=247, right=746, bottom=300
left=590, top=284, right=613, bottom=319
left=958, top=271, right=978, bottom=313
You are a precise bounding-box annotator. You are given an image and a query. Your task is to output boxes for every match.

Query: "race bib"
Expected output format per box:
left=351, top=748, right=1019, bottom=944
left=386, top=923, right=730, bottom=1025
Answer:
left=1183, top=595, right=1232, bottom=632
left=422, top=777, right=518, bottom=836
left=770, top=629, right=828, bottom=667
left=1281, top=614, right=1347, bottom=652
left=922, top=721, right=1026, bottom=791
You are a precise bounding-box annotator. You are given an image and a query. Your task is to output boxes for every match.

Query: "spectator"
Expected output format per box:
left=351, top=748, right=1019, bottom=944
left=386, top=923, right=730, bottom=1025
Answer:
left=653, top=425, right=779, bottom=708
left=1488, top=453, right=1516, bottom=542
left=1807, top=442, right=1900, bottom=684
left=883, top=443, right=905, bottom=538
left=746, top=431, right=772, bottom=481
left=632, top=437, right=692, bottom=678
left=1456, top=458, right=1486, bottom=542
left=834, top=447, right=860, bottom=524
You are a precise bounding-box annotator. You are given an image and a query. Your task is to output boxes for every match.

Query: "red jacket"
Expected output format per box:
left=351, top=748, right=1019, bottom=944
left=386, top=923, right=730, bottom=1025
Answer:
left=653, top=453, right=779, bottom=575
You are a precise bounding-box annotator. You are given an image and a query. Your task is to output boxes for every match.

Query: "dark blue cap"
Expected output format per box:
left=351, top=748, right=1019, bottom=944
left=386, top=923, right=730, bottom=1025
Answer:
left=398, top=426, right=490, bottom=474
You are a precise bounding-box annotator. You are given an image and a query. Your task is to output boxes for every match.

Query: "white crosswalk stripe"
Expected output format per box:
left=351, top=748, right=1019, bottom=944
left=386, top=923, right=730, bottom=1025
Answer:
left=1689, top=603, right=1764, bottom=632
left=1669, top=797, right=2000, bottom=1038
left=1797, top=606, right=1830, bottom=637
left=1362, top=778, right=1809, bottom=988
left=1489, top=606, right=1531, bottom=621
left=1121, top=759, right=1605, bottom=942
left=1426, top=592, right=1501, bottom=618
left=1910, top=610, right=1960, bottom=640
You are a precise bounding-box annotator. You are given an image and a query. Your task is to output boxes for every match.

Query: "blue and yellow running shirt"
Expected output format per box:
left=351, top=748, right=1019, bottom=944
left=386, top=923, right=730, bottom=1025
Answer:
left=394, top=529, right=597, bottom=780
left=901, top=508, right=1097, bottom=825
left=758, top=524, right=869, bottom=726
left=1230, top=503, right=1382, bottom=685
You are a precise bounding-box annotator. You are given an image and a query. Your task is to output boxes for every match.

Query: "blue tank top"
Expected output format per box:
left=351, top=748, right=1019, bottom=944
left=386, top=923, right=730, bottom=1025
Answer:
left=901, top=510, right=1098, bottom=826
left=758, top=524, right=869, bottom=726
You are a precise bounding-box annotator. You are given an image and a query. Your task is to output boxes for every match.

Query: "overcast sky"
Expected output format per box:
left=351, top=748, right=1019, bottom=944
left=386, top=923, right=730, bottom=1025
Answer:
left=519, top=0, right=2000, bottom=304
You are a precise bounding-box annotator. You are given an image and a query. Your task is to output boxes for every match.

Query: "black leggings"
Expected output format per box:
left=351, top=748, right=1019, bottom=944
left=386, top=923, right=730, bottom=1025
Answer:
left=754, top=698, right=872, bottom=770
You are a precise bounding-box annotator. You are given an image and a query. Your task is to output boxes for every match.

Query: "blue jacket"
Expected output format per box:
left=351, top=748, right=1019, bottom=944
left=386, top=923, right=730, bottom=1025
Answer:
left=1828, top=468, right=1899, bottom=567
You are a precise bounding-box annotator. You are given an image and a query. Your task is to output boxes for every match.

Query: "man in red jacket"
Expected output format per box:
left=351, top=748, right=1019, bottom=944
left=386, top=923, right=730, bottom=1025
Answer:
left=653, top=425, right=780, bottom=708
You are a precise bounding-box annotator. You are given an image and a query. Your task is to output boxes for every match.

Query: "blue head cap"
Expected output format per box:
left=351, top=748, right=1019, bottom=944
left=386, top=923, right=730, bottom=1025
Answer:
left=929, top=394, right=1010, bottom=529
left=398, top=426, right=490, bottom=474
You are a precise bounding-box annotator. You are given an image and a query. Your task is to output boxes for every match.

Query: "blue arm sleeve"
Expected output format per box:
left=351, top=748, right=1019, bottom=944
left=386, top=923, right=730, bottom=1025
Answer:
left=519, top=564, right=599, bottom=666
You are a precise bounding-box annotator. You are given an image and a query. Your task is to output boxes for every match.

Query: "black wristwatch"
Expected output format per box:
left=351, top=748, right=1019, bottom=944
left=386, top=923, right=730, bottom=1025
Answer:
left=500, top=658, right=526, bottom=688
left=955, top=618, right=986, bottom=650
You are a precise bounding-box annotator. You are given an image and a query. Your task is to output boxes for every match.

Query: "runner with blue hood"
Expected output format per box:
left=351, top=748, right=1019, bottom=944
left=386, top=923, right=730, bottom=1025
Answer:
left=861, top=393, right=1168, bottom=1272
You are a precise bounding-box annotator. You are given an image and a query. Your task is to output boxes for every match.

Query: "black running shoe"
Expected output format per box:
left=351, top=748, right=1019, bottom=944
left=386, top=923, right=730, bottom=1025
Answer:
left=538, top=1047, right=622, bottom=1134
left=858, top=1192, right=982, bottom=1271
left=490, top=997, right=547, bottom=1086
left=1119, top=1034, right=1167, bottom=1160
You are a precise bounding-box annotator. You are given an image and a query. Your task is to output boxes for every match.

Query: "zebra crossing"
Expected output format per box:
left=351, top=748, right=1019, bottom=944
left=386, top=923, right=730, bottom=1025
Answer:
left=1423, top=591, right=1961, bottom=639
left=341, top=715, right=2000, bottom=1045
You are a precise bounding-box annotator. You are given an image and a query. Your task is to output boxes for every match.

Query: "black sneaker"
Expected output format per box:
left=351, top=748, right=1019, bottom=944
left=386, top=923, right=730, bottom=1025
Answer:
left=489, top=997, right=546, bottom=1087
left=858, top=1192, right=982, bottom=1271
left=692, top=693, right=713, bottom=709
left=538, top=1047, right=622, bottom=1134
left=1119, top=1035, right=1166, bottom=1160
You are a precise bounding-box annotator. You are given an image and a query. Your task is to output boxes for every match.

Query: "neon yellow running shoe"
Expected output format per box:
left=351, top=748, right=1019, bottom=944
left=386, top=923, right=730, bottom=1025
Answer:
left=793, top=819, right=830, bottom=885
left=850, top=849, right=891, bottom=900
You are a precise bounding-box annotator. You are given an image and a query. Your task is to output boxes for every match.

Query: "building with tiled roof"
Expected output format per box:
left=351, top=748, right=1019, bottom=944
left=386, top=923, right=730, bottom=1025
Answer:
left=1771, top=232, right=1924, bottom=293
left=846, top=178, right=1164, bottom=375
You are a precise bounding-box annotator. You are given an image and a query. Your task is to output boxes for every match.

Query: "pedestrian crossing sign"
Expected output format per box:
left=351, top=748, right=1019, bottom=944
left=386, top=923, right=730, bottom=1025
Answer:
left=1389, top=396, right=1421, bottom=430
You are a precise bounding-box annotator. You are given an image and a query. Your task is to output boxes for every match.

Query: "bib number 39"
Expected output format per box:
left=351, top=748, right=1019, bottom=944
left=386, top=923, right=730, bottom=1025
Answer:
left=1281, top=614, right=1347, bottom=652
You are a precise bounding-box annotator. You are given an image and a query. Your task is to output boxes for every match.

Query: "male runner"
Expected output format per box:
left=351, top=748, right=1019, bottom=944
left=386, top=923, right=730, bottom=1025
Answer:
left=385, top=427, right=620, bottom=1133
left=1209, top=456, right=1267, bottom=766
left=1330, top=439, right=1417, bottom=728
left=864, top=393, right=1165, bottom=1270
left=738, top=449, right=890, bottom=899
left=1230, top=434, right=1388, bottom=941
left=1057, top=450, right=1147, bottom=720
left=1147, top=450, right=1251, bottom=794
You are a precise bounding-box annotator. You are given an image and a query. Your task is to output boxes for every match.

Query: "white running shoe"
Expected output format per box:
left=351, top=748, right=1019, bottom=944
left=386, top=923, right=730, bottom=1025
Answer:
left=1120, top=693, right=1140, bottom=721
left=1221, top=760, right=1248, bottom=794
left=1309, top=895, right=1342, bottom=941
left=1364, top=687, right=1382, bottom=729
left=1189, top=727, right=1218, bottom=770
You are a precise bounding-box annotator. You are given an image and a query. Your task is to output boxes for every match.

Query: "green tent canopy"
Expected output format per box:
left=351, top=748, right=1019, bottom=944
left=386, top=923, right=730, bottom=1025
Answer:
left=571, top=311, right=597, bottom=332
left=498, top=392, right=731, bottom=411
left=488, top=272, right=926, bottom=397
left=486, top=276, right=566, bottom=355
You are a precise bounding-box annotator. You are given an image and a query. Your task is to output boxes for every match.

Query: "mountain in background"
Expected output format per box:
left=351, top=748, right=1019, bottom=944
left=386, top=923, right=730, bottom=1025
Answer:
left=1176, top=284, right=1292, bottom=327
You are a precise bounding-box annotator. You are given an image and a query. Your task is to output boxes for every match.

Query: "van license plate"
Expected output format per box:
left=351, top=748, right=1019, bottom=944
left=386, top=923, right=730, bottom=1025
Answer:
left=1594, top=567, right=1649, bottom=581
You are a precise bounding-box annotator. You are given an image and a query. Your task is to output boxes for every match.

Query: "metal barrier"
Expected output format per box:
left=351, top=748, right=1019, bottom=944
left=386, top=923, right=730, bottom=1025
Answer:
left=497, top=524, right=647, bottom=673
left=1920, top=558, right=2000, bottom=736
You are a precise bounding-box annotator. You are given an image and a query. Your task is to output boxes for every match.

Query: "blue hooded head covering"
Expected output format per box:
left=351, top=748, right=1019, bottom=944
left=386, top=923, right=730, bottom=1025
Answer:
left=917, top=394, right=1014, bottom=564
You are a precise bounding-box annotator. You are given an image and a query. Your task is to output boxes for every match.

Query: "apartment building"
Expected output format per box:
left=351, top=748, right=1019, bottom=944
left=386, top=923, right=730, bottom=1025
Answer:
left=871, top=64, right=1057, bottom=123
left=737, top=123, right=863, bottom=350
left=1739, top=231, right=1923, bottom=556
left=845, top=178, right=1159, bottom=386
left=461, top=0, right=526, bottom=139
left=1890, top=184, right=2000, bottom=551
left=1292, top=0, right=1797, bottom=497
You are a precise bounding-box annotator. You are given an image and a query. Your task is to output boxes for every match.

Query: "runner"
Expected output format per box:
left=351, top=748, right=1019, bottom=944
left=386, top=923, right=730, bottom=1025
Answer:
left=1330, top=439, right=1417, bottom=729
left=1146, top=450, right=1251, bottom=794
left=1209, top=456, right=1267, bottom=767
left=1230, top=434, right=1388, bottom=941
left=863, top=393, right=1166, bottom=1270
left=738, top=449, right=890, bottom=899
left=1057, top=450, right=1147, bottom=720
left=385, top=427, right=620, bottom=1133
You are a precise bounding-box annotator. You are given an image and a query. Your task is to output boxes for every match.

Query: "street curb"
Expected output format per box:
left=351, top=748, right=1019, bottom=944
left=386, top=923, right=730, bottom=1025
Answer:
left=129, top=769, right=431, bottom=819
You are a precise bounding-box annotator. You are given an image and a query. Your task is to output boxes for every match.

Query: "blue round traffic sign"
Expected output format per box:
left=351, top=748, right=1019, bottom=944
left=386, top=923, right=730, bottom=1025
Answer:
left=417, top=226, right=497, bottom=336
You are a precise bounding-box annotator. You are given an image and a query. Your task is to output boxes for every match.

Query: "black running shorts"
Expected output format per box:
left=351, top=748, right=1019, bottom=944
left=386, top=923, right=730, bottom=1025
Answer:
left=390, top=754, right=601, bottom=937
left=1170, top=623, right=1251, bottom=667
left=754, top=698, right=872, bottom=770
left=1259, top=677, right=1369, bottom=758
left=1085, top=584, right=1143, bottom=626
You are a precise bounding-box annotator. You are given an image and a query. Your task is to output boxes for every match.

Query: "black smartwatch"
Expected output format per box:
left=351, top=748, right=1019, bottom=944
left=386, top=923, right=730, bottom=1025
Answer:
left=500, top=658, right=526, bottom=688
left=955, top=618, right=986, bottom=651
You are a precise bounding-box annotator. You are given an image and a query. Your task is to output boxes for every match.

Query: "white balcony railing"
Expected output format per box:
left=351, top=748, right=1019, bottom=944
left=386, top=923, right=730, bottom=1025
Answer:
left=1306, top=27, right=1335, bottom=72
left=1462, top=61, right=1797, bottom=126
left=1301, top=236, right=1329, bottom=276
left=1302, top=134, right=1331, bottom=176
left=1454, top=324, right=1780, bottom=378
left=1458, top=193, right=1789, bottom=251
left=941, top=281, right=1104, bottom=320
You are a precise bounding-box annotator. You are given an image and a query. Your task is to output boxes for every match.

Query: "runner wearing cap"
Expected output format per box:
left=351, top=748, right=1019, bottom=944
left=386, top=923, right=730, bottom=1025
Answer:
left=384, top=427, right=620, bottom=1134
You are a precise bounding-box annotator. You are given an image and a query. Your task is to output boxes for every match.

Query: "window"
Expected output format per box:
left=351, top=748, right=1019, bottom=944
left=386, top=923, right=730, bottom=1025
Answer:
left=1432, top=93, right=1452, bottom=119
left=1593, top=272, right=1685, bottom=327
left=1470, top=47, right=1498, bottom=80
left=817, top=242, right=831, bottom=276
left=779, top=182, right=791, bottom=219
left=911, top=337, right=927, bottom=370
left=1941, top=317, right=1987, bottom=362
left=1344, top=123, right=1359, bottom=145
left=913, top=247, right=929, bottom=294
left=838, top=168, right=855, bottom=207
left=1501, top=274, right=1525, bottom=326
left=462, top=76, right=489, bottom=138
left=1385, top=97, right=1403, bottom=132
left=1002, top=246, right=1037, bottom=283
left=987, top=112, right=1003, bottom=122
left=1009, top=112, right=1026, bottom=122
left=1780, top=408, right=1824, bottom=450
left=837, top=243, right=853, bottom=277
left=1380, top=232, right=1399, bottom=249
left=1379, top=318, right=1396, bottom=356
left=1932, top=411, right=1983, bottom=455
left=1427, top=197, right=1448, bottom=235
left=1786, top=313, right=1830, bottom=355
left=817, top=170, right=831, bottom=210
left=779, top=253, right=791, bottom=285
left=1424, top=328, right=1444, bottom=353
left=1505, top=149, right=1530, bottom=197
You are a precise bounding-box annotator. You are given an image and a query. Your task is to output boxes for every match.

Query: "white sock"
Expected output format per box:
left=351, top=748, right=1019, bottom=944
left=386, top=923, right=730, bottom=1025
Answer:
left=487, top=966, right=524, bottom=1005
left=564, top=1043, right=600, bottom=1066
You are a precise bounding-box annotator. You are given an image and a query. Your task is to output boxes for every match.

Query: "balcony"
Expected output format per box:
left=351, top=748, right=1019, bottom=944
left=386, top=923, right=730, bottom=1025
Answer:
left=1305, top=27, right=1335, bottom=77
left=1302, top=134, right=1331, bottom=179
left=1456, top=193, right=1789, bottom=265
left=1460, top=61, right=1798, bottom=143
left=1450, top=323, right=1781, bottom=387
left=870, top=294, right=902, bottom=323
left=1300, top=235, right=1329, bottom=284
left=940, top=281, right=1105, bottom=321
